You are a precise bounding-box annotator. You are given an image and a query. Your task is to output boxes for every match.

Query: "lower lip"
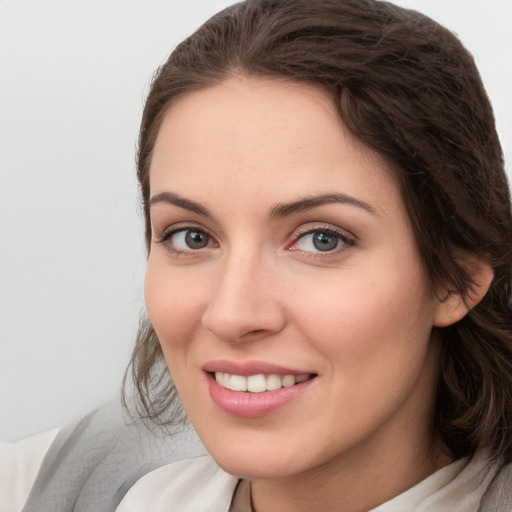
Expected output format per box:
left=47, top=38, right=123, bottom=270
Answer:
left=206, top=374, right=315, bottom=418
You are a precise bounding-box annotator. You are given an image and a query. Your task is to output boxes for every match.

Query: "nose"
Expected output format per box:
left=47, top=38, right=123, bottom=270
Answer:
left=201, top=252, right=286, bottom=343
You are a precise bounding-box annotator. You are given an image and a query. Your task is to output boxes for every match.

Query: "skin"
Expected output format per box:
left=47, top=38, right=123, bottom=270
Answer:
left=145, top=77, right=456, bottom=511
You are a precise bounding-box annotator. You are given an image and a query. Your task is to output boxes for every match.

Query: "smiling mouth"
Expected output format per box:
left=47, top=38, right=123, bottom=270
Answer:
left=214, top=372, right=314, bottom=393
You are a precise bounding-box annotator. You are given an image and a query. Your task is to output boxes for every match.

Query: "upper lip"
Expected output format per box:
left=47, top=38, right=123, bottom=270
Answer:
left=202, top=359, right=313, bottom=376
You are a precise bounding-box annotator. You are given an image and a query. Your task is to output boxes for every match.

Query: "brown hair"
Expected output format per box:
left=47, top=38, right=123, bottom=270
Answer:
left=125, top=0, right=512, bottom=462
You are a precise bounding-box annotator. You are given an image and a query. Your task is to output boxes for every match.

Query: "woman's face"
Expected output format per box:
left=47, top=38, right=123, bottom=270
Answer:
left=145, top=77, right=446, bottom=481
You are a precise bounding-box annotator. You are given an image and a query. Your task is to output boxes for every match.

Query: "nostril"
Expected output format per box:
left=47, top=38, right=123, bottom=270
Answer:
left=246, top=329, right=265, bottom=336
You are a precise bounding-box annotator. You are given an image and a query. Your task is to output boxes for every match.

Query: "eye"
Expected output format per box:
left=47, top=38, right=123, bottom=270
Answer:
left=290, top=227, right=355, bottom=254
left=174, top=229, right=211, bottom=250
left=156, top=226, right=216, bottom=253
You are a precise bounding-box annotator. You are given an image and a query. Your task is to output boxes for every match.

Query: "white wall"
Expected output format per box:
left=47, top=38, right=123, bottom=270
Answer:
left=1, top=0, right=511, bottom=442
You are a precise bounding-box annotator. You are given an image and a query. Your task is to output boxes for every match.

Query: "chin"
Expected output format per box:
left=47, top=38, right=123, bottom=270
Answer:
left=199, top=431, right=316, bottom=480
left=214, top=455, right=298, bottom=480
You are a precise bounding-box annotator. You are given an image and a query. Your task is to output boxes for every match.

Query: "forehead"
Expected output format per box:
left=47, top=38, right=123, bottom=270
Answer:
left=149, top=77, right=399, bottom=214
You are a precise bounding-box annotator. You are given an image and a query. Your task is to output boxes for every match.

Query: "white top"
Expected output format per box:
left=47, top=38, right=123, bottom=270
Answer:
left=0, top=431, right=498, bottom=512
left=0, top=430, right=59, bottom=512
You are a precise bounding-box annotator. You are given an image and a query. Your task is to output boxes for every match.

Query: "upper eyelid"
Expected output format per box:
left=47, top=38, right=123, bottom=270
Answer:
left=153, top=222, right=213, bottom=241
left=153, top=221, right=356, bottom=247
left=291, top=223, right=356, bottom=242
left=286, top=224, right=357, bottom=255
left=154, top=225, right=217, bottom=255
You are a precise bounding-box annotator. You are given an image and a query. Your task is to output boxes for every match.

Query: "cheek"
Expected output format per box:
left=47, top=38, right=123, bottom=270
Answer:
left=288, top=262, right=436, bottom=367
left=144, top=257, right=208, bottom=354
left=291, top=269, right=437, bottom=428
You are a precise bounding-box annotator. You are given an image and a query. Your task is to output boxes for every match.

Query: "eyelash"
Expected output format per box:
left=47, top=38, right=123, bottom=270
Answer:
left=287, top=226, right=355, bottom=259
left=154, top=224, right=217, bottom=256
left=154, top=224, right=356, bottom=258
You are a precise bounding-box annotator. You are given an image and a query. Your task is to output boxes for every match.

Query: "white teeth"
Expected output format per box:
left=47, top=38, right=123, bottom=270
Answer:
left=247, top=374, right=267, bottom=393
left=282, top=375, right=296, bottom=387
left=229, top=374, right=247, bottom=391
left=266, top=374, right=282, bottom=391
left=215, top=372, right=222, bottom=385
left=214, top=372, right=311, bottom=392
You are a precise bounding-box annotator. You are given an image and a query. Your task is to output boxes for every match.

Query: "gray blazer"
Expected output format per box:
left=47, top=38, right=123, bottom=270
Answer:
left=21, top=401, right=512, bottom=512
left=22, top=401, right=207, bottom=512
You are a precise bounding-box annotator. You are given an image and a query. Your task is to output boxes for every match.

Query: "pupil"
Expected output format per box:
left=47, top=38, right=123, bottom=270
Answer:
left=185, top=230, right=209, bottom=249
left=313, top=232, right=338, bottom=251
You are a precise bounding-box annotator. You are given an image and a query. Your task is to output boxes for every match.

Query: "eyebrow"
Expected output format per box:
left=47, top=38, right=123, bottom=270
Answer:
left=149, top=191, right=376, bottom=220
left=149, top=191, right=212, bottom=218
left=268, top=193, right=376, bottom=220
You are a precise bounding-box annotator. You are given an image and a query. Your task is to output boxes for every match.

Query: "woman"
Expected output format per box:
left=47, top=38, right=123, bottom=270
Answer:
left=8, top=0, right=512, bottom=510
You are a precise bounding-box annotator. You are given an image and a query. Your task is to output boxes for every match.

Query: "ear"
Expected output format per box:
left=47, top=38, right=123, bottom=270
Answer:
left=433, top=257, right=494, bottom=328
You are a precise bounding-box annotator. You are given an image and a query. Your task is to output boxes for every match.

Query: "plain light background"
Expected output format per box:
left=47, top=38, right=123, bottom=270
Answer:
left=1, top=0, right=511, bottom=442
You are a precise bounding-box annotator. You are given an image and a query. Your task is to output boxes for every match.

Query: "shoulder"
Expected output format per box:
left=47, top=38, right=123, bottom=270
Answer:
left=0, top=429, right=59, bottom=512
left=117, top=454, right=238, bottom=512
left=480, top=461, right=512, bottom=512
left=22, top=399, right=209, bottom=512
